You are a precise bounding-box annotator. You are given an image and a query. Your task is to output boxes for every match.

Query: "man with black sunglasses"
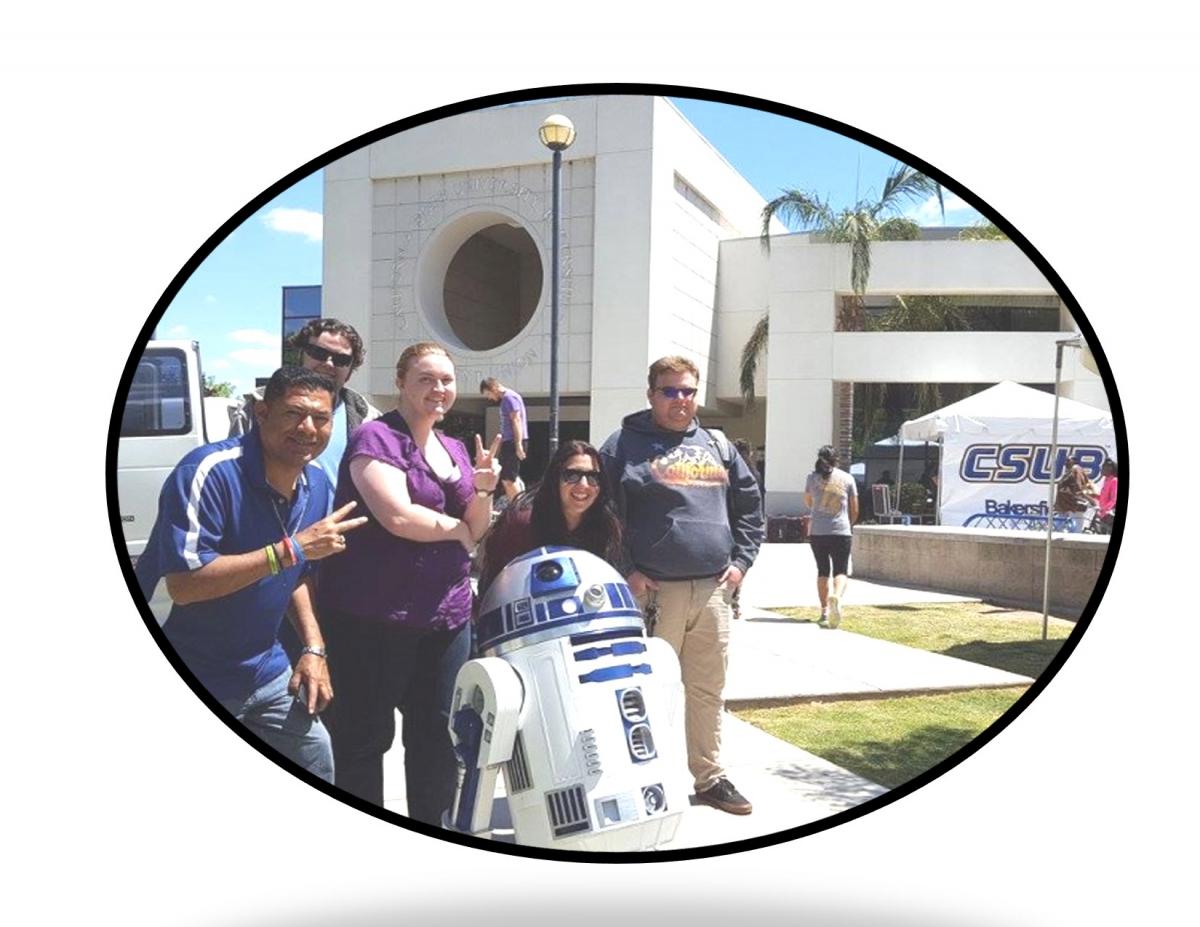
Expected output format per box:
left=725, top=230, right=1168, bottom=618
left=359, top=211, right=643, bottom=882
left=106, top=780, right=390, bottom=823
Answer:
left=600, top=355, right=764, bottom=816
left=231, top=318, right=380, bottom=490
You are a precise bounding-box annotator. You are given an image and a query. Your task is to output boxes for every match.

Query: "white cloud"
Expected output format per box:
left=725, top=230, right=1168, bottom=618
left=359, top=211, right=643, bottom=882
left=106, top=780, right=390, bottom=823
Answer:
left=906, top=193, right=977, bottom=225
left=228, top=328, right=280, bottom=347
left=263, top=207, right=323, bottom=242
left=229, top=348, right=281, bottom=368
left=164, top=323, right=190, bottom=338
left=204, top=294, right=217, bottom=304
left=206, top=357, right=231, bottom=370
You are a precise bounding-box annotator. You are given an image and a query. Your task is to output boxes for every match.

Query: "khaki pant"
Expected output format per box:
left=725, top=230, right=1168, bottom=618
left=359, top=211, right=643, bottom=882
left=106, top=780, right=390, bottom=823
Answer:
left=637, top=575, right=731, bottom=791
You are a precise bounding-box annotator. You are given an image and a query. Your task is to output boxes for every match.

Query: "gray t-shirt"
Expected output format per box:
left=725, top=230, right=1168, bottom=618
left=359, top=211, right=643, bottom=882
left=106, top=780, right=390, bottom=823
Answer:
left=805, top=468, right=857, bottom=536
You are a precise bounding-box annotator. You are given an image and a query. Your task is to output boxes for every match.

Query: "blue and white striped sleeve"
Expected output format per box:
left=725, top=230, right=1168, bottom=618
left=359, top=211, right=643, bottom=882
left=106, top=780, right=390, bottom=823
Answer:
left=155, top=450, right=238, bottom=574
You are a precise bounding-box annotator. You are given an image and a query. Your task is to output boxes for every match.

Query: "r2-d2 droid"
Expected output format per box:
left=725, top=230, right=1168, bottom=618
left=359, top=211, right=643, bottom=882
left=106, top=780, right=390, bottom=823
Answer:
left=446, top=547, right=688, bottom=851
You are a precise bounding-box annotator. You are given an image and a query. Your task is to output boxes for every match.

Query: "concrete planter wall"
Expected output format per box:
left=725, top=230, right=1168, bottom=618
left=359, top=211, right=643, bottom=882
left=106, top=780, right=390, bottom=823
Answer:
left=852, top=525, right=1110, bottom=617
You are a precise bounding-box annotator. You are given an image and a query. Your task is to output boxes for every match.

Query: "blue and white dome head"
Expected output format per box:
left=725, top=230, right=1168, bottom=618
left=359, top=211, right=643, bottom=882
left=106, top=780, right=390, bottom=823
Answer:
left=476, top=547, right=644, bottom=658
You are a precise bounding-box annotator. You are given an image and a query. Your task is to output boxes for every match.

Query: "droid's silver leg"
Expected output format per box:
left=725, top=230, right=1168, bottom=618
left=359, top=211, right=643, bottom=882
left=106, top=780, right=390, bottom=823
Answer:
left=445, top=658, right=523, bottom=838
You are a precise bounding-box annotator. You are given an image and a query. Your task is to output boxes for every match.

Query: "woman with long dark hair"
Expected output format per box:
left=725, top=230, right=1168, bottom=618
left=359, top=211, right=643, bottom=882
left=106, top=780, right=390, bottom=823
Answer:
left=1053, top=454, right=1098, bottom=532
left=804, top=445, right=859, bottom=629
left=478, top=440, right=622, bottom=597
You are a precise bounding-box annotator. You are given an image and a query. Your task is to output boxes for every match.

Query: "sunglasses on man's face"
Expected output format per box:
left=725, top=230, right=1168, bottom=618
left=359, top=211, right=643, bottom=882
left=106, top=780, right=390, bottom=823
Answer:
left=655, top=386, right=698, bottom=399
left=561, top=469, right=602, bottom=487
left=303, top=343, right=355, bottom=368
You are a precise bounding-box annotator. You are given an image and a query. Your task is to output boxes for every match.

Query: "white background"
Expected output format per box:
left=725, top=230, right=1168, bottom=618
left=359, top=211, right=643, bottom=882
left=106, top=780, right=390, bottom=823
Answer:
left=5, top=5, right=1193, bottom=924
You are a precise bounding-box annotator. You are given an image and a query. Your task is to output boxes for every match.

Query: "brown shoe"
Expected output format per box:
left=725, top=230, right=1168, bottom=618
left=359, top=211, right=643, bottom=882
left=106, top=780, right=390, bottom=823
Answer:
left=695, top=777, right=753, bottom=815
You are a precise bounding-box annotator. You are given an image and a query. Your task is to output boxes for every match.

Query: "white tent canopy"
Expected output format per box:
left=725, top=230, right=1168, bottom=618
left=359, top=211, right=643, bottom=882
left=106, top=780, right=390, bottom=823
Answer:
left=893, top=380, right=1114, bottom=528
left=899, top=380, right=1113, bottom=442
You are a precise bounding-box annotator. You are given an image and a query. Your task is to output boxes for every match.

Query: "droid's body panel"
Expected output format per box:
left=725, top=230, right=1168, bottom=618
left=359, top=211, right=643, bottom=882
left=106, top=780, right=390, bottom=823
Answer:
left=447, top=547, right=689, bottom=851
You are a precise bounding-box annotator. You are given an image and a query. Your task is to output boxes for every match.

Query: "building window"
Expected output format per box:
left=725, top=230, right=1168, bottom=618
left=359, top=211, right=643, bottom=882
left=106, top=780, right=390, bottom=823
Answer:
left=282, top=285, right=322, bottom=366
left=855, top=294, right=1062, bottom=333
left=121, top=348, right=191, bottom=437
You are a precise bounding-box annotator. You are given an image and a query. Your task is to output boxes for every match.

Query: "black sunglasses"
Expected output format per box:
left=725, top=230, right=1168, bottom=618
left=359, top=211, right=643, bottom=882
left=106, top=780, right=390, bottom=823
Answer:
left=561, top=468, right=602, bottom=486
left=302, top=343, right=355, bottom=368
left=655, top=386, right=697, bottom=399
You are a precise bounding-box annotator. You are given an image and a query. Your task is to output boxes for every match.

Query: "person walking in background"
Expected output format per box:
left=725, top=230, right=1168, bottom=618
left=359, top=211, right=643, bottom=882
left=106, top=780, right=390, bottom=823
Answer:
left=734, top=438, right=760, bottom=488
left=804, top=445, right=859, bottom=630
left=731, top=438, right=763, bottom=621
left=477, top=440, right=622, bottom=598
left=317, top=342, right=501, bottom=824
left=1053, top=454, right=1097, bottom=532
left=480, top=377, right=528, bottom=502
left=919, top=460, right=939, bottom=504
left=1096, top=458, right=1119, bottom=533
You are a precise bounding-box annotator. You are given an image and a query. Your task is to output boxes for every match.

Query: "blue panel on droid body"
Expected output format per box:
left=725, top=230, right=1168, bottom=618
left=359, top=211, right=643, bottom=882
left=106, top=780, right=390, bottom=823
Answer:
left=529, top=556, right=581, bottom=599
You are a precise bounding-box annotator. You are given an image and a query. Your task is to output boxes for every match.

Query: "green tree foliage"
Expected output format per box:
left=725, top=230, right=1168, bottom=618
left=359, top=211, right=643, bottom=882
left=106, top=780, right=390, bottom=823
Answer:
left=958, top=220, right=1008, bottom=240
left=740, top=164, right=943, bottom=407
left=866, top=295, right=968, bottom=333
left=203, top=374, right=237, bottom=398
left=852, top=380, right=982, bottom=456
left=878, top=217, right=921, bottom=241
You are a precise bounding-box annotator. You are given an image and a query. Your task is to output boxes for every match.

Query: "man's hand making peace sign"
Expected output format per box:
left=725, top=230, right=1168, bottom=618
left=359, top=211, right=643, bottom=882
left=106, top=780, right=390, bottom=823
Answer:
left=473, top=433, right=503, bottom=495
left=293, top=500, right=369, bottom=560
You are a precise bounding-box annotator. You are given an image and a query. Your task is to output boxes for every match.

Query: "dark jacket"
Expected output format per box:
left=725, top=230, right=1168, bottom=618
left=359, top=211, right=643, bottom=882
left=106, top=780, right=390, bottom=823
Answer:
left=599, top=410, right=763, bottom=581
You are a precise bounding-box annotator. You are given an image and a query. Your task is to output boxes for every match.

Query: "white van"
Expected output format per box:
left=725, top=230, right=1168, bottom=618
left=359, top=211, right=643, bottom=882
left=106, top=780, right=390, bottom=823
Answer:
left=117, top=340, right=236, bottom=622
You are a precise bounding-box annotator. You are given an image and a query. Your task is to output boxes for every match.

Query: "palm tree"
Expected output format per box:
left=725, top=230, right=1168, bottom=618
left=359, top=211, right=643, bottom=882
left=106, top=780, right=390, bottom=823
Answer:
left=738, top=164, right=943, bottom=407
left=871, top=294, right=967, bottom=334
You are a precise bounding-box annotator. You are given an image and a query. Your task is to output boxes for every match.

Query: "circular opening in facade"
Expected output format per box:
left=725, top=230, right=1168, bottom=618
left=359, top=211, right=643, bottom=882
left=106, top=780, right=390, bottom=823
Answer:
left=442, top=223, right=543, bottom=351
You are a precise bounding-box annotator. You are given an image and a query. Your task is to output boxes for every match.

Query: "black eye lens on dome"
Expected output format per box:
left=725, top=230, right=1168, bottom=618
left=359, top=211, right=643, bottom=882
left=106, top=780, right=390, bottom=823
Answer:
left=535, top=561, right=564, bottom=582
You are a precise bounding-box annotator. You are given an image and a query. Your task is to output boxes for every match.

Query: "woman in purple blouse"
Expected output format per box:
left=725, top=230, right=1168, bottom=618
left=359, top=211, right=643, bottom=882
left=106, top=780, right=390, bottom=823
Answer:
left=318, top=341, right=500, bottom=822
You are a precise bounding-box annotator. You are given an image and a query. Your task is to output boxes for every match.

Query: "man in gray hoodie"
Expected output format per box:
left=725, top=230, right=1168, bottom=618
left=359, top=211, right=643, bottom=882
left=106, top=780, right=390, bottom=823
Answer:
left=600, top=356, right=763, bottom=815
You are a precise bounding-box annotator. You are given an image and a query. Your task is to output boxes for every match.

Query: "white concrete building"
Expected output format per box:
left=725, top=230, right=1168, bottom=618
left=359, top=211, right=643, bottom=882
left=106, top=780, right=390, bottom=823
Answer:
left=322, top=95, right=1107, bottom=514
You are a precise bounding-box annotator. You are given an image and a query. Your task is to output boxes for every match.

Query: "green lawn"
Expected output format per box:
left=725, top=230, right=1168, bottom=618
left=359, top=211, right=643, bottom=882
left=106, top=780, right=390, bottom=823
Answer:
left=733, top=601, right=1079, bottom=787
left=736, top=687, right=1028, bottom=788
left=776, top=601, right=1076, bottom=678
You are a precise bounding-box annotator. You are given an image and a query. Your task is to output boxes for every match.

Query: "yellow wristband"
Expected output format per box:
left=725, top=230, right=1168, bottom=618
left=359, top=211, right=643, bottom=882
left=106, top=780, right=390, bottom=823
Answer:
left=264, top=543, right=281, bottom=575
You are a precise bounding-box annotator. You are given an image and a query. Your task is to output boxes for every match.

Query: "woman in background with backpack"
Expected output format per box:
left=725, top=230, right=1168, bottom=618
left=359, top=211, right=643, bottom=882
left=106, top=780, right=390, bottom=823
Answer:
left=804, top=445, right=859, bottom=629
left=1053, top=455, right=1098, bottom=532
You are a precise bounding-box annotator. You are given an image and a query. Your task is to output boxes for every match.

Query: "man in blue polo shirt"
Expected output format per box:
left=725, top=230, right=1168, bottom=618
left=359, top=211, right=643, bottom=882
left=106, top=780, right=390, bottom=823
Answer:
left=136, top=367, right=368, bottom=781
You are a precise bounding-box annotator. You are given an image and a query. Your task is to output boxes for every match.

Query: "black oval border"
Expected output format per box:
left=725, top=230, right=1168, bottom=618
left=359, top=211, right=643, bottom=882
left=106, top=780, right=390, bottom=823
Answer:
left=104, top=81, right=1129, bottom=865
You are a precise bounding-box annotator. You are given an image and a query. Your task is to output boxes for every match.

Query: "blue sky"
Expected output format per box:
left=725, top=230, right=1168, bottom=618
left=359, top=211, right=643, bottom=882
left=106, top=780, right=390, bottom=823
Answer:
left=158, top=96, right=982, bottom=395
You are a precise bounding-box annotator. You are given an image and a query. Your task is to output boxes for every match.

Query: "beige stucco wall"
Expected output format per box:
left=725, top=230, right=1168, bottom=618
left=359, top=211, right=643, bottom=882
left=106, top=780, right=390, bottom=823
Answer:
left=852, top=525, right=1110, bottom=617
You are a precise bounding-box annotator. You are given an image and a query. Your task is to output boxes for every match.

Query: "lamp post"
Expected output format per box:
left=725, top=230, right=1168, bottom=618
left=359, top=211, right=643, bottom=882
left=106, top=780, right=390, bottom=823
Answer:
left=1041, top=335, right=1083, bottom=640
left=538, top=113, right=575, bottom=456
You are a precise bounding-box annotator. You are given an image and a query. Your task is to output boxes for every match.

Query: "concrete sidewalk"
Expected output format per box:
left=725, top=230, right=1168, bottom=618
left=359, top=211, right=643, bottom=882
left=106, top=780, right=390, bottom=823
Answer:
left=740, top=541, right=980, bottom=609
left=725, top=608, right=1031, bottom=705
left=379, top=544, right=1033, bottom=850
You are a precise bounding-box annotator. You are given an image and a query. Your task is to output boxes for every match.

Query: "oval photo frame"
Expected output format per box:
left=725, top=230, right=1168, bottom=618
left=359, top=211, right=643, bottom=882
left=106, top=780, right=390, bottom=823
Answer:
left=105, top=82, right=1128, bottom=863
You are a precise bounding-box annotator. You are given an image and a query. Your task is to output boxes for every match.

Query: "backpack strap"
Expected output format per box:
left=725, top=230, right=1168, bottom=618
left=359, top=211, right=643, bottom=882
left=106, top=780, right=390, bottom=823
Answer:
left=704, top=426, right=735, bottom=471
